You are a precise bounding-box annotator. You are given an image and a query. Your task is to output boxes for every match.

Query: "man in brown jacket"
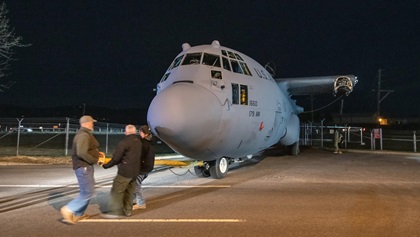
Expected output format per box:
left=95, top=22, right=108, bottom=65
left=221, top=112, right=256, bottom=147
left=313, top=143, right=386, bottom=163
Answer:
left=61, top=115, right=100, bottom=224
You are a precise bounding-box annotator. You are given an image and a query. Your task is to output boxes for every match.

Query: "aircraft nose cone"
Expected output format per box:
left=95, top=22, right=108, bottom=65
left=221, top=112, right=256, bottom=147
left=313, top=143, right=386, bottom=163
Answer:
left=147, top=83, right=221, bottom=158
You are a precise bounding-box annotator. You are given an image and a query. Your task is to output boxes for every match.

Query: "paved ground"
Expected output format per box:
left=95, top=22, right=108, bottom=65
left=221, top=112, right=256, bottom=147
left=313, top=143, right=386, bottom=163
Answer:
left=1, top=148, right=420, bottom=237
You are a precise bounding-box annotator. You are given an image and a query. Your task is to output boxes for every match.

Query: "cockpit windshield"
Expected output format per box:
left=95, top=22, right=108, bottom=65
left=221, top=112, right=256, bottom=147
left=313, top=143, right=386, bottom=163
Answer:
left=164, top=49, right=251, bottom=77
left=202, top=53, right=221, bottom=67
left=169, top=55, right=184, bottom=70
left=182, top=53, right=202, bottom=65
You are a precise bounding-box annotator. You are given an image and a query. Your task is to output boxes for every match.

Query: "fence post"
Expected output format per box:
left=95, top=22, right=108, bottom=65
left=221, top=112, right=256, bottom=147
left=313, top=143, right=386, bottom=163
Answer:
left=360, top=128, right=363, bottom=145
left=348, top=126, right=351, bottom=143
left=414, top=131, right=417, bottom=153
left=370, top=130, right=374, bottom=150
left=16, top=118, right=24, bottom=156
left=380, top=128, right=383, bottom=150
left=106, top=123, right=109, bottom=155
left=65, top=118, right=70, bottom=156
left=309, top=121, right=313, bottom=146
left=344, top=127, right=348, bottom=149
left=321, top=119, right=325, bottom=148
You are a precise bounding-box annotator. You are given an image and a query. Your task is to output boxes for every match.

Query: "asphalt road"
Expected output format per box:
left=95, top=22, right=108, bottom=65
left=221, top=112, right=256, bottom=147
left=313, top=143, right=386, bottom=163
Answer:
left=1, top=148, right=420, bottom=237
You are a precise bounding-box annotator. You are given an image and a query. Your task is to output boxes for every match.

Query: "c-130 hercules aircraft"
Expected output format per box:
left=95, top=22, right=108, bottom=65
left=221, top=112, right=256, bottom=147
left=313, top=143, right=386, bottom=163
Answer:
left=147, top=40, right=357, bottom=179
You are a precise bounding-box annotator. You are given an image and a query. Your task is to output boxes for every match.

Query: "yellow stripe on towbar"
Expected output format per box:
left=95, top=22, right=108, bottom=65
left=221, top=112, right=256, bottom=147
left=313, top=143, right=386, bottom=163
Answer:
left=99, top=157, right=203, bottom=167
left=154, top=160, right=203, bottom=167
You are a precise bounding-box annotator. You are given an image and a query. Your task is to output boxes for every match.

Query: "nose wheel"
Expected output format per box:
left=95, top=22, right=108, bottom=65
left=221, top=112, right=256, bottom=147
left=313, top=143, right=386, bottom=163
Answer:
left=194, top=157, right=229, bottom=179
left=209, top=157, right=229, bottom=179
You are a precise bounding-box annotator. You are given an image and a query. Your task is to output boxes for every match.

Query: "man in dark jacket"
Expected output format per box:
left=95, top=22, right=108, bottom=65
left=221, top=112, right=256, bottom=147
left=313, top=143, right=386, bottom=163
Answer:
left=61, top=115, right=100, bottom=224
left=133, top=125, right=155, bottom=210
left=101, top=124, right=142, bottom=218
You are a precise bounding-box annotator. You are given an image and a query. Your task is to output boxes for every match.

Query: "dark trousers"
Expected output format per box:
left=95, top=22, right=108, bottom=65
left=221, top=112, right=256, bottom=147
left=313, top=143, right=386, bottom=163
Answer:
left=108, top=174, right=136, bottom=215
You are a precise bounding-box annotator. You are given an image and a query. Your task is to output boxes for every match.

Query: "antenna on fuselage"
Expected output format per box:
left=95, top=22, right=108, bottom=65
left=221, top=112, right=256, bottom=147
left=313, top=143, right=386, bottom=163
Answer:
left=182, top=43, right=191, bottom=51
left=265, top=61, right=276, bottom=77
left=211, top=40, right=220, bottom=48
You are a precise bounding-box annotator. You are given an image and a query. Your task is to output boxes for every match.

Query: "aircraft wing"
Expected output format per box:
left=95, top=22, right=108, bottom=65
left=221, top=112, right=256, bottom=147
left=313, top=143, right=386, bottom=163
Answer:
left=275, top=75, right=358, bottom=96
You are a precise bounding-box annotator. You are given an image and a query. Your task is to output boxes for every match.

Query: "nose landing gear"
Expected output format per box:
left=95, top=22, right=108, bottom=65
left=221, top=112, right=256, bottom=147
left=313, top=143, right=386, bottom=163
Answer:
left=194, top=157, right=230, bottom=179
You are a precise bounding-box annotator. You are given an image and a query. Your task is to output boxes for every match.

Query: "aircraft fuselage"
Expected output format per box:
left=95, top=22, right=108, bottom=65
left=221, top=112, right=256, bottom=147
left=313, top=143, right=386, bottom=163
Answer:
left=147, top=41, right=298, bottom=161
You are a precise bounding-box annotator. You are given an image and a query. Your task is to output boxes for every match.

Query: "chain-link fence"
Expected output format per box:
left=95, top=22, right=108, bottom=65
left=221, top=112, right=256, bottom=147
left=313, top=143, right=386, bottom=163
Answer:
left=0, top=117, right=174, bottom=157
left=1, top=117, right=418, bottom=157
left=300, top=122, right=419, bottom=153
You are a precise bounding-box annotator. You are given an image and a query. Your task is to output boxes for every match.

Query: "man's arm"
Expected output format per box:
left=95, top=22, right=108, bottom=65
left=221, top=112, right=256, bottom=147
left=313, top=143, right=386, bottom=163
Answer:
left=102, top=139, right=125, bottom=169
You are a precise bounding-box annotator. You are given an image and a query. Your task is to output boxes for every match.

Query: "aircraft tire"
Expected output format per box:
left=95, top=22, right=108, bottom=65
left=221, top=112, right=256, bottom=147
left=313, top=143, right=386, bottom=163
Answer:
left=209, top=157, right=229, bottom=179
left=194, top=166, right=211, bottom=177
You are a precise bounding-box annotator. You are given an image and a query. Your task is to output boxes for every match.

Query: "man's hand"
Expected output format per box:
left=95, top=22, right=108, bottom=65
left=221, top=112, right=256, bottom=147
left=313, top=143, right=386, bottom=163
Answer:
left=98, top=154, right=111, bottom=167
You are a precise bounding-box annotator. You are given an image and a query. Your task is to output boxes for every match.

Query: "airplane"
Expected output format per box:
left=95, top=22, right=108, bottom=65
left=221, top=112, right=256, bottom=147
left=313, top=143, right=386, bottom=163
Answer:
left=147, top=40, right=358, bottom=179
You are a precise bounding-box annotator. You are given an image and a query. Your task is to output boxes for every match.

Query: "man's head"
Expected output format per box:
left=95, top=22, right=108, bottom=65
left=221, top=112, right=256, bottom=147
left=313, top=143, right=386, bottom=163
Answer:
left=125, top=124, right=137, bottom=135
left=79, top=115, right=97, bottom=130
left=139, top=125, right=152, bottom=139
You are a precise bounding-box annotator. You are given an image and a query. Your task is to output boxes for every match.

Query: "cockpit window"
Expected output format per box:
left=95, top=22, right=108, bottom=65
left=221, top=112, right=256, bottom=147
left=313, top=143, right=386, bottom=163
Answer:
left=222, top=57, right=231, bottom=71
left=221, top=50, right=228, bottom=57
left=239, top=62, right=252, bottom=76
left=182, top=53, right=202, bottom=65
left=168, top=55, right=184, bottom=70
left=160, top=73, right=170, bottom=83
left=234, top=53, right=243, bottom=61
left=202, top=53, right=221, bottom=67
left=230, top=60, right=243, bottom=74
left=227, top=51, right=236, bottom=59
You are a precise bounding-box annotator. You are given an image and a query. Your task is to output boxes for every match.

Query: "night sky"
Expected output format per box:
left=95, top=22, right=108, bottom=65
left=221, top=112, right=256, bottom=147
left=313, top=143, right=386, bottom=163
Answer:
left=1, top=1, right=420, bottom=118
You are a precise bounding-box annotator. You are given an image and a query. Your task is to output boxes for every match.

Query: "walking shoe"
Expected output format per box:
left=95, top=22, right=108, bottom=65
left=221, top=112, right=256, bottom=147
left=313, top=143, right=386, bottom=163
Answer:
left=60, top=206, right=75, bottom=224
left=73, top=214, right=90, bottom=222
left=133, top=204, right=146, bottom=210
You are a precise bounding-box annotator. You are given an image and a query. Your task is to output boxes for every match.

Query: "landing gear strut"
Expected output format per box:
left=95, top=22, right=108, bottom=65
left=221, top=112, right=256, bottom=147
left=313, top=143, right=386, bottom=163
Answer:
left=194, top=157, right=229, bottom=179
left=290, top=141, right=300, bottom=156
left=193, top=165, right=210, bottom=177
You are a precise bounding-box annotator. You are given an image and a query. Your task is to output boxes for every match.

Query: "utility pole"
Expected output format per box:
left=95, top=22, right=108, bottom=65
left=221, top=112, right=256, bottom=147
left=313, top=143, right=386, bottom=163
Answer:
left=376, top=68, right=394, bottom=118
left=376, top=69, right=381, bottom=117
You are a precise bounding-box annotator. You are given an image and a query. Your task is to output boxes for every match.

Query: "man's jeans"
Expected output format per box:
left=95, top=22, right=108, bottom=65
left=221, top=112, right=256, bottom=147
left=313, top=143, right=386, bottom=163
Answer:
left=66, top=166, right=95, bottom=216
left=134, top=174, right=148, bottom=205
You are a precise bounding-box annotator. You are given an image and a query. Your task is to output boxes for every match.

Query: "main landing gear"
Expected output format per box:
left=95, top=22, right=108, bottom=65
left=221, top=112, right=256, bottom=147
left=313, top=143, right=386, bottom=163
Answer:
left=194, top=157, right=229, bottom=179
left=290, top=141, right=300, bottom=156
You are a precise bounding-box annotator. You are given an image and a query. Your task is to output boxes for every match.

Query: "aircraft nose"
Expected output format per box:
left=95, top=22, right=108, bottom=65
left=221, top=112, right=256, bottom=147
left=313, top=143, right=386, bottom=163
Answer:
left=147, top=83, right=221, bottom=159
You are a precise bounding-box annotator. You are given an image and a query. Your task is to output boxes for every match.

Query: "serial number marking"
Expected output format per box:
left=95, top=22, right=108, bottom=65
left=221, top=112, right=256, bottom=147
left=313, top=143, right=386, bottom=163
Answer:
left=249, top=111, right=261, bottom=117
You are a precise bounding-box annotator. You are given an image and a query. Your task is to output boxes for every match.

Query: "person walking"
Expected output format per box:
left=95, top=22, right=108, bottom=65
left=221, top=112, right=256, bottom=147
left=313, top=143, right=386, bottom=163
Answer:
left=101, top=124, right=142, bottom=218
left=333, top=129, right=343, bottom=154
left=61, top=115, right=101, bottom=224
left=133, top=125, right=155, bottom=210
